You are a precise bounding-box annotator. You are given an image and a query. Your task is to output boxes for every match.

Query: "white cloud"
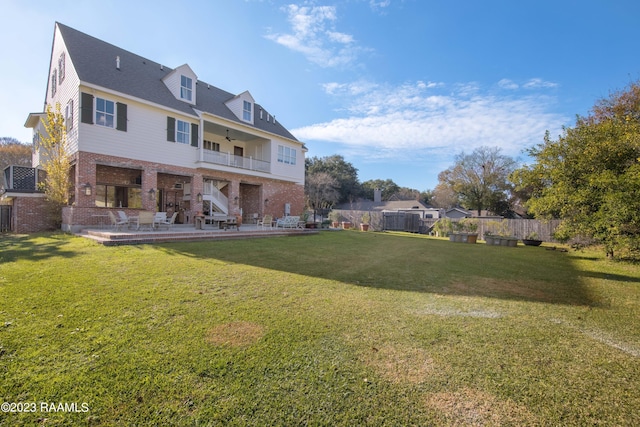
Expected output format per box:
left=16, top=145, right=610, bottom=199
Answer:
left=523, top=78, right=559, bottom=89
left=293, top=80, right=567, bottom=161
left=265, top=4, right=366, bottom=68
left=498, top=78, right=519, bottom=90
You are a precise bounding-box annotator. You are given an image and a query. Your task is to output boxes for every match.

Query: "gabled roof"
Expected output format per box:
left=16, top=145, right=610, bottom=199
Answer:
left=56, top=23, right=298, bottom=142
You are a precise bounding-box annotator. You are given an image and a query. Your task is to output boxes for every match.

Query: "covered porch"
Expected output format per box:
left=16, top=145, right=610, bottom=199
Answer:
left=197, top=121, right=271, bottom=174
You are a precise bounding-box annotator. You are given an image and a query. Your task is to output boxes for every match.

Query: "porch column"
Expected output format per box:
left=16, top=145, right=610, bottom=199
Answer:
left=75, top=154, right=96, bottom=208
left=191, top=174, right=204, bottom=221
left=143, top=169, right=158, bottom=211
left=229, top=180, right=241, bottom=216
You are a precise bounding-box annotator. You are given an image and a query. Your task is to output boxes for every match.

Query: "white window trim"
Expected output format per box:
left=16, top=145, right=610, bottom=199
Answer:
left=243, top=100, right=252, bottom=122
left=65, top=100, right=74, bottom=130
left=180, top=75, right=193, bottom=102
left=277, top=145, right=297, bottom=165
left=95, top=97, right=115, bottom=128
left=176, top=119, right=190, bottom=144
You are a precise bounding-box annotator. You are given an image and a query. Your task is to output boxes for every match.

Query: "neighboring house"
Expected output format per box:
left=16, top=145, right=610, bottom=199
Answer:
left=8, top=22, right=305, bottom=232
left=335, top=189, right=442, bottom=219
left=444, top=208, right=503, bottom=219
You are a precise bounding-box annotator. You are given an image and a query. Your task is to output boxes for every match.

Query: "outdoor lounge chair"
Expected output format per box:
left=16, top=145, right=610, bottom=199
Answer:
left=157, top=212, right=178, bottom=229
left=258, top=214, right=273, bottom=230
left=108, top=211, right=128, bottom=231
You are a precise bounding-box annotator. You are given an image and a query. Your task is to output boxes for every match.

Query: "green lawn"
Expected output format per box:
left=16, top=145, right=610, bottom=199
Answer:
left=1, top=231, right=638, bottom=426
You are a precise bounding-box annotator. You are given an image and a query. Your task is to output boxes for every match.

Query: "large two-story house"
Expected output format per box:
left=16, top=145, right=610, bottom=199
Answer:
left=15, top=22, right=305, bottom=232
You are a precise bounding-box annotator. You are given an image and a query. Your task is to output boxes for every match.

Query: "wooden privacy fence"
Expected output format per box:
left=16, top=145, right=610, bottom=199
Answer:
left=433, top=218, right=562, bottom=242
left=382, top=212, right=421, bottom=232
left=332, top=209, right=562, bottom=242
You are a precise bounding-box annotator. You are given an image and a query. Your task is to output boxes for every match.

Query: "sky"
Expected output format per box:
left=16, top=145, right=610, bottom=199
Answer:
left=1, top=0, right=639, bottom=191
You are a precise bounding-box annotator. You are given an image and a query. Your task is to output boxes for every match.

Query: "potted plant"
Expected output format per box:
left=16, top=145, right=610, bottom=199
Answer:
left=448, top=219, right=478, bottom=243
left=483, top=231, right=495, bottom=245
left=522, top=232, right=543, bottom=246
left=449, top=220, right=465, bottom=242
left=360, top=212, right=371, bottom=231
left=328, top=211, right=341, bottom=228
left=461, top=218, right=479, bottom=243
left=433, top=218, right=453, bottom=238
left=302, top=212, right=316, bottom=228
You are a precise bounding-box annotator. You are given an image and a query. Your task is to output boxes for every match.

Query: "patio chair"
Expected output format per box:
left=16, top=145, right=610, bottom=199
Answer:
left=136, top=211, right=155, bottom=231
left=153, top=212, right=167, bottom=228
left=258, top=214, right=273, bottom=230
left=108, top=211, right=128, bottom=231
left=157, top=212, right=178, bottom=230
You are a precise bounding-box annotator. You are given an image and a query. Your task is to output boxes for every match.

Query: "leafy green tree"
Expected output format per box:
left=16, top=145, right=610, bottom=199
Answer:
left=305, top=155, right=361, bottom=203
left=37, top=103, right=72, bottom=224
left=438, top=146, right=517, bottom=216
left=512, top=81, right=640, bottom=259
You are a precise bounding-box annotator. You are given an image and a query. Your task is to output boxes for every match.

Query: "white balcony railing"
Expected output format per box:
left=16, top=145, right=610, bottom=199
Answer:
left=200, top=150, right=270, bottom=173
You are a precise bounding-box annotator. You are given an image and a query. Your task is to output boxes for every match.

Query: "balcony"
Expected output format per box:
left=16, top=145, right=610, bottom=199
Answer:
left=2, top=166, right=41, bottom=192
left=199, top=150, right=270, bottom=173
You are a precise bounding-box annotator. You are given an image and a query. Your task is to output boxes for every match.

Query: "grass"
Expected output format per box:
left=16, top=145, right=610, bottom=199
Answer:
left=0, top=231, right=638, bottom=426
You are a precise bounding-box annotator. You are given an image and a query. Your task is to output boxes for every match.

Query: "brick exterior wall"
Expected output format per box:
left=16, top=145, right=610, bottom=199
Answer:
left=59, top=151, right=304, bottom=232
left=9, top=194, right=57, bottom=233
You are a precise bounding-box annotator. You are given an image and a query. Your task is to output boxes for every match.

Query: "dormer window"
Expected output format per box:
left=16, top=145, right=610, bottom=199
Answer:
left=181, top=75, right=193, bottom=102
left=243, top=100, right=252, bottom=122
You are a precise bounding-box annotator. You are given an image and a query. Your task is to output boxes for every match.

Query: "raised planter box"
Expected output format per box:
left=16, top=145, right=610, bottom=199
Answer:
left=449, top=233, right=478, bottom=244
left=484, top=236, right=518, bottom=247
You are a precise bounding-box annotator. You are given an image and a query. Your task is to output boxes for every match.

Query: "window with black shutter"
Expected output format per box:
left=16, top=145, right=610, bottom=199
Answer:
left=167, top=117, right=176, bottom=142
left=116, top=102, right=127, bottom=131
left=81, top=93, right=94, bottom=124
left=191, top=123, right=198, bottom=147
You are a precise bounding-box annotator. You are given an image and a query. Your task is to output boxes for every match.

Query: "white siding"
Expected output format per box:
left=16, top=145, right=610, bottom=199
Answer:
left=270, top=140, right=305, bottom=184
left=79, top=90, right=198, bottom=168
left=36, top=25, right=82, bottom=165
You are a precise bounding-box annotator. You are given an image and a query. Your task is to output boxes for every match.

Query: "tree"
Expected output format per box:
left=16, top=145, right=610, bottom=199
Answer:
left=305, top=155, right=361, bottom=203
left=37, top=103, right=72, bottom=222
left=430, top=182, right=460, bottom=209
left=305, top=171, right=340, bottom=220
left=438, top=146, right=517, bottom=216
left=0, top=137, right=32, bottom=171
left=512, top=81, right=640, bottom=259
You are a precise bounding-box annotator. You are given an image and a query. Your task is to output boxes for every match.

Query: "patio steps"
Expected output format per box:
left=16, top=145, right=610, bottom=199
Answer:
left=81, top=227, right=318, bottom=246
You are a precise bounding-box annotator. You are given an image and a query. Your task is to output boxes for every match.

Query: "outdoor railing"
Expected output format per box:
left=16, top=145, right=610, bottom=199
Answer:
left=200, top=150, right=270, bottom=173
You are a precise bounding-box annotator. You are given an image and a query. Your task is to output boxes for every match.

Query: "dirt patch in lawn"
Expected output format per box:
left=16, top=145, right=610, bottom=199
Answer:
left=425, top=387, right=537, bottom=426
left=206, top=321, right=265, bottom=348
left=365, top=345, right=436, bottom=384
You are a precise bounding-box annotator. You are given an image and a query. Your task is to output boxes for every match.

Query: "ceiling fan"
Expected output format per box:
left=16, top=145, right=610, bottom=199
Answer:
left=225, top=129, right=236, bottom=142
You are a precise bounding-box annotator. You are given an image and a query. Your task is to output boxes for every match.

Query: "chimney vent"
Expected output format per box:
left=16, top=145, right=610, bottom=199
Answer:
left=374, top=188, right=382, bottom=203
left=116, top=56, right=120, bottom=70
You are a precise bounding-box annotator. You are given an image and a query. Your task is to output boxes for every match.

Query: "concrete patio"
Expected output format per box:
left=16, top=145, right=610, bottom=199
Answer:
left=78, top=223, right=319, bottom=246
